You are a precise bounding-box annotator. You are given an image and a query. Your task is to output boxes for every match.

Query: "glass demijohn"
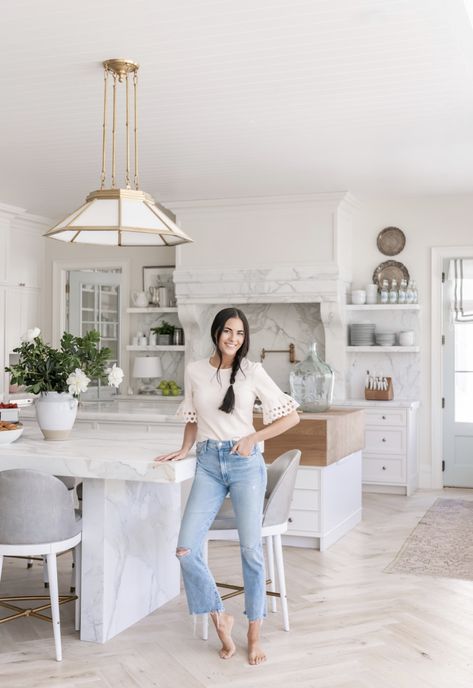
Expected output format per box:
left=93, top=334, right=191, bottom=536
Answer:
left=289, top=342, right=334, bottom=412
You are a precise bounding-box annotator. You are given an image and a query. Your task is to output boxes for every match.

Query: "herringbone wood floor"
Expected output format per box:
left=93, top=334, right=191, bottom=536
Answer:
left=1, top=489, right=473, bottom=687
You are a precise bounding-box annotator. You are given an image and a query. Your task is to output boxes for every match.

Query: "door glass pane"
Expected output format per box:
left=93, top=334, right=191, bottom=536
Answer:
left=67, top=268, right=122, bottom=401
left=455, top=322, right=473, bottom=422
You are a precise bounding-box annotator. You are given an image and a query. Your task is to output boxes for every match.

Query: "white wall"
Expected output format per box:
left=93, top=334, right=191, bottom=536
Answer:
left=350, top=194, right=473, bottom=488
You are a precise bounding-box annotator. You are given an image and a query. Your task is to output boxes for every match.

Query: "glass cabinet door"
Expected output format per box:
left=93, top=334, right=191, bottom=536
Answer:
left=68, top=270, right=122, bottom=400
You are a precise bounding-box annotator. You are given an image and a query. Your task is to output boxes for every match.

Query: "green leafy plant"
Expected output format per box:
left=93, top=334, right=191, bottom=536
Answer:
left=6, top=329, right=122, bottom=395
left=151, top=320, right=175, bottom=336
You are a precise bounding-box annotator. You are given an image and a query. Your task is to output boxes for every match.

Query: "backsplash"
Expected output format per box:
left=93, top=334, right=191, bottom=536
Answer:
left=181, top=303, right=325, bottom=393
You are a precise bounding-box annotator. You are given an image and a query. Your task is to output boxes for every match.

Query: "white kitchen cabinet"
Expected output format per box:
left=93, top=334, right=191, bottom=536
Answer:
left=0, top=226, right=8, bottom=284
left=361, top=403, right=419, bottom=495
left=8, top=225, right=45, bottom=289
left=4, top=287, right=42, bottom=355
left=283, top=450, right=362, bottom=551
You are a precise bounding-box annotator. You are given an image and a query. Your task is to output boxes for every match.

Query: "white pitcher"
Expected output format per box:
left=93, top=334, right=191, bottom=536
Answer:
left=132, top=291, right=149, bottom=308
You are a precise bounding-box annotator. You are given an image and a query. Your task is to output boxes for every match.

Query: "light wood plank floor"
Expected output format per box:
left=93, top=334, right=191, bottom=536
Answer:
left=1, top=489, right=473, bottom=687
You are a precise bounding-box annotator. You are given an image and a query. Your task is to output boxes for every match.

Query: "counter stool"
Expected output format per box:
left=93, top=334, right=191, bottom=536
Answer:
left=0, top=469, right=82, bottom=661
left=202, top=449, right=301, bottom=639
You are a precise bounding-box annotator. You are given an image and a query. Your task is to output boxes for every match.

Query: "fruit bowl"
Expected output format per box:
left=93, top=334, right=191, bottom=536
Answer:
left=0, top=423, right=24, bottom=445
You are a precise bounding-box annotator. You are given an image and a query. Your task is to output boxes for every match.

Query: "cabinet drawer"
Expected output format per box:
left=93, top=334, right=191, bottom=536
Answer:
left=363, top=456, right=405, bottom=483
left=288, top=509, right=320, bottom=533
left=364, top=428, right=406, bottom=453
left=295, top=468, right=320, bottom=490
left=291, top=488, right=320, bottom=511
left=364, top=409, right=406, bottom=427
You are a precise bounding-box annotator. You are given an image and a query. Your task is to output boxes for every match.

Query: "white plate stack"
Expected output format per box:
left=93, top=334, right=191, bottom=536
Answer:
left=350, top=323, right=375, bottom=346
left=375, top=331, right=396, bottom=346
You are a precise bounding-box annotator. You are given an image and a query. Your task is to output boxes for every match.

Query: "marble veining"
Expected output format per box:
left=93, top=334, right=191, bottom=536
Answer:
left=0, top=423, right=196, bottom=643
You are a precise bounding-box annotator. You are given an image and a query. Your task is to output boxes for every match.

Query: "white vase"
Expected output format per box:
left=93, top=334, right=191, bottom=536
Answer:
left=35, top=391, right=78, bottom=440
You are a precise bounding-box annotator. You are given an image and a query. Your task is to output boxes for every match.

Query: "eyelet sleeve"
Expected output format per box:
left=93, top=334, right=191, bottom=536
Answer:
left=176, top=364, right=197, bottom=423
left=253, top=362, right=299, bottom=425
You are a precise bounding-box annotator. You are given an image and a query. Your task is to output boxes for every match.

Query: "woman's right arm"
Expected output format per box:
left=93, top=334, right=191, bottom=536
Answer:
left=154, top=422, right=198, bottom=462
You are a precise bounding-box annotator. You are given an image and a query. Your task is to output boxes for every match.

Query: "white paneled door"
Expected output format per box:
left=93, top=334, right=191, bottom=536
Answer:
left=443, top=258, right=473, bottom=487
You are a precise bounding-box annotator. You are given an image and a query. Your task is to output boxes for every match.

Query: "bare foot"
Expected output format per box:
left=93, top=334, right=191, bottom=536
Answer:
left=248, top=621, right=267, bottom=665
left=210, top=612, right=236, bottom=659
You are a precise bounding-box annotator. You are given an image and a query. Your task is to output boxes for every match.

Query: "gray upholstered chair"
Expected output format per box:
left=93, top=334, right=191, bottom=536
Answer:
left=202, top=449, right=301, bottom=639
left=0, top=469, right=82, bottom=661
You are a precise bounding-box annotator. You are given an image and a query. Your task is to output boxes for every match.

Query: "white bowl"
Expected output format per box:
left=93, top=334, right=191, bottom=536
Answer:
left=0, top=424, right=24, bottom=445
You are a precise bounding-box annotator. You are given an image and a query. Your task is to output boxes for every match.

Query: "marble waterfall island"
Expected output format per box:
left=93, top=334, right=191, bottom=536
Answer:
left=0, top=424, right=196, bottom=643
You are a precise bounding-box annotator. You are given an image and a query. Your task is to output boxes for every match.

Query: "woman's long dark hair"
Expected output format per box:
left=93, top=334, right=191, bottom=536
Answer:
left=211, top=307, right=250, bottom=414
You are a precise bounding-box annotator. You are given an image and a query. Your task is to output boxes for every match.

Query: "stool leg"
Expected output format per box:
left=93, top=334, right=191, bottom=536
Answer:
left=274, top=533, right=289, bottom=631
left=43, top=556, right=49, bottom=588
left=266, top=535, right=277, bottom=613
left=0, top=554, right=3, bottom=581
left=202, top=538, right=209, bottom=641
left=46, top=553, right=62, bottom=661
left=70, top=547, right=76, bottom=593
left=74, top=542, right=82, bottom=632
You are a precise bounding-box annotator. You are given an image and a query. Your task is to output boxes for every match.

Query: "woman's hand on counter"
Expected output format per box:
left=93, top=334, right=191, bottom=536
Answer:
left=154, top=449, right=189, bottom=463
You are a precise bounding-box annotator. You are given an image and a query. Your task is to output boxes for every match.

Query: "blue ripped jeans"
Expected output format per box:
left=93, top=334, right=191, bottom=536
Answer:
left=177, top=439, right=267, bottom=622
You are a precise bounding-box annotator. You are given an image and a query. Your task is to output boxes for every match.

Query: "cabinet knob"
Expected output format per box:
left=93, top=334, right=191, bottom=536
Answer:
left=288, top=517, right=293, bottom=523
left=381, top=415, right=386, bottom=420
left=382, top=466, right=386, bottom=470
left=382, top=438, right=386, bottom=442
left=18, top=282, right=26, bottom=287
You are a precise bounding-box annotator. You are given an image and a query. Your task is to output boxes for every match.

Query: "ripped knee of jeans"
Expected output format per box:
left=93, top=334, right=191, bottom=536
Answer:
left=176, top=547, right=191, bottom=559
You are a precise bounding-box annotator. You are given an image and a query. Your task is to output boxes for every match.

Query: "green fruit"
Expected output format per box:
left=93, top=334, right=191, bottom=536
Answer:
left=172, top=387, right=182, bottom=396
left=162, top=388, right=170, bottom=396
left=158, top=380, right=168, bottom=389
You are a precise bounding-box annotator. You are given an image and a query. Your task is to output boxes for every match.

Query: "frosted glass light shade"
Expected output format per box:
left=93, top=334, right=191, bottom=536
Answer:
left=132, top=356, right=163, bottom=378
left=44, top=189, right=192, bottom=246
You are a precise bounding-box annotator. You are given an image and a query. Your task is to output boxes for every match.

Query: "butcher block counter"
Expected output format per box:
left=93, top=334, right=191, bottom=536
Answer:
left=254, top=406, right=364, bottom=466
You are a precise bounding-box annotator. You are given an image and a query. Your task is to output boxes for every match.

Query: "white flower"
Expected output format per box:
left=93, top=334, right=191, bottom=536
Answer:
left=106, top=363, right=124, bottom=388
left=21, top=327, right=41, bottom=343
left=66, top=368, right=90, bottom=396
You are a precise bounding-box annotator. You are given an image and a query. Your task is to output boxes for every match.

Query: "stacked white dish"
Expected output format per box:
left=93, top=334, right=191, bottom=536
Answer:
left=375, top=331, right=396, bottom=346
left=350, top=323, right=375, bottom=346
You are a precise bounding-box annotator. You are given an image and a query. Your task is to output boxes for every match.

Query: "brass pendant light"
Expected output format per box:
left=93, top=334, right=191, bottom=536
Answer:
left=45, top=59, right=192, bottom=246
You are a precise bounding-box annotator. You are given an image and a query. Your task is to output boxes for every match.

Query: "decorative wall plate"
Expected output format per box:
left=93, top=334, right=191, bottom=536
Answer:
left=377, top=226, right=406, bottom=256
left=372, top=260, right=410, bottom=288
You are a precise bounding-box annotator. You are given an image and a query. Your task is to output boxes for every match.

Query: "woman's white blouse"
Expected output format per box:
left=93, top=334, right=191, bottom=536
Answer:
left=176, top=358, right=299, bottom=442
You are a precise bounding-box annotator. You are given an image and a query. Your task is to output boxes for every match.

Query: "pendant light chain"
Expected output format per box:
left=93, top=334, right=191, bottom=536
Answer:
left=133, top=71, right=139, bottom=190
left=125, top=72, right=131, bottom=189
left=111, top=71, right=118, bottom=188
left=100, top=68, right=108, bottom=190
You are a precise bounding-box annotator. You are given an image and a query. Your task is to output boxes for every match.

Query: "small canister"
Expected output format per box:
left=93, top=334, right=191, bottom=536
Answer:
left=158, top=286, right=169, bottom=307
left=173, top=328, right=184, bottom=345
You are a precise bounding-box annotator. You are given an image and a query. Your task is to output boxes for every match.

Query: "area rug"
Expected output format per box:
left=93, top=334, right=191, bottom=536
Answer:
left=385, top=498, right=473, bottom=581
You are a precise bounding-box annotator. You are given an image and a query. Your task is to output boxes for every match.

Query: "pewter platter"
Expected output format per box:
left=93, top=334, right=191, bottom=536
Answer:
left=377, top=226, right=406, bottom=256
left=372, top=260, right=409, bottom=288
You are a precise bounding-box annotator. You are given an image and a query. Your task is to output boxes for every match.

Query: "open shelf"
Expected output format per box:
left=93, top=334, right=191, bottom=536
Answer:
left=127, top=307, right=178, bottom=314
left=346, top=304, right=420, bottom=311
left=346, top=346, right=420, bottom=353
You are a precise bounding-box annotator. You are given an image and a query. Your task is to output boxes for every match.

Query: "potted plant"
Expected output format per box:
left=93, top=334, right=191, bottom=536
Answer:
left=151, top=320, right=175, bottom=345
left=6, top=328, right=124, bottom=440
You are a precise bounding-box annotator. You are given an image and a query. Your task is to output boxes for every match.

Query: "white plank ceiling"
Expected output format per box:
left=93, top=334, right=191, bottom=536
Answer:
left=2, top=0, right=473, bottom=218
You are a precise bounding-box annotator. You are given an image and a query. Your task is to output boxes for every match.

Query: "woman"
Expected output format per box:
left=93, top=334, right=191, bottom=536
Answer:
left=155, top=307, right=300, bottom=665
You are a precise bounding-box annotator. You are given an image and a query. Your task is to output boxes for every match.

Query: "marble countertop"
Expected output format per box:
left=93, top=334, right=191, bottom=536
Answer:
left=0, top=424, right=195, bottom=483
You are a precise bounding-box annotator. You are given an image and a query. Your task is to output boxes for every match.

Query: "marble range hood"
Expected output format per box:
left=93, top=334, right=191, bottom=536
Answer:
left=172, top=192, right=357, bottom=399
